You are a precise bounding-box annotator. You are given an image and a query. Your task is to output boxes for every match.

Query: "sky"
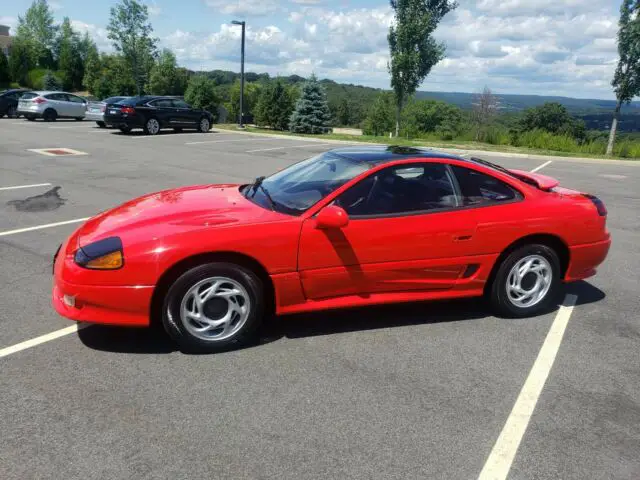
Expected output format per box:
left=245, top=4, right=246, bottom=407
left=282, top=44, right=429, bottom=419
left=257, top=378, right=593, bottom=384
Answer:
left=0, top=0, right=623, bottom=99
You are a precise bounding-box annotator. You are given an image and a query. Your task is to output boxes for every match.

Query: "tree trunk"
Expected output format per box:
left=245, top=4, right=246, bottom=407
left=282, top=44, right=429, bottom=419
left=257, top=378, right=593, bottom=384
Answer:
left=395, top=102, right=401, bottom=138
left=606, top=99, right=622, bottom=156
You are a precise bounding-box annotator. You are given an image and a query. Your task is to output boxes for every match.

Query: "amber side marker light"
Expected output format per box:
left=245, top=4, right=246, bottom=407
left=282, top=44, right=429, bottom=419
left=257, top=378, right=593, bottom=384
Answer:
left=74, top=237, right=124, bottom=270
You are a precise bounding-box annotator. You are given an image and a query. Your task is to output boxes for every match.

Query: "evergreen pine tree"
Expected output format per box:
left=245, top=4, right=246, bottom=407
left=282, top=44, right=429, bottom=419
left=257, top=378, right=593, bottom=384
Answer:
left=43, top=71, right=63, bottom=90
left=289, top=75, right=332, bottom=134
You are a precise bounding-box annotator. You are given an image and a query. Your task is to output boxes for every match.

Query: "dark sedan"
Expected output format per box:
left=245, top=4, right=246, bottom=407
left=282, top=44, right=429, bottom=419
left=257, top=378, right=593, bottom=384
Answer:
left=104, top=96, right=214, bottom=135
left=0, top=89, right=30, bottom=118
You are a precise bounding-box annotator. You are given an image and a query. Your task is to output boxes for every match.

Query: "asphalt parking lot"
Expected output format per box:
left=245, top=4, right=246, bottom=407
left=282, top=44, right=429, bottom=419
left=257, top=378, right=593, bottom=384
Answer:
left=1, top=119, right=639, bottom=480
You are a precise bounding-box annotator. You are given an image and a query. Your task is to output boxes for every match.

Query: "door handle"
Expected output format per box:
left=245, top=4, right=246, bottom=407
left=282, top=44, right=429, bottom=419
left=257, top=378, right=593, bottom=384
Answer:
left=454, top=234, right=473, bottom=241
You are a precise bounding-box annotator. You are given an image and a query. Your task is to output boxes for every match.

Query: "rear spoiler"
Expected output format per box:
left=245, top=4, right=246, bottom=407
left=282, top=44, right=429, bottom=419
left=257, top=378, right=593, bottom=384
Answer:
left=508, top=169, right=559, bottom=191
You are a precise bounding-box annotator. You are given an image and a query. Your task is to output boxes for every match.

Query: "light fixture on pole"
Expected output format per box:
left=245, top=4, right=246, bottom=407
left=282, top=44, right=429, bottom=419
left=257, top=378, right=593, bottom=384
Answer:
left=231, top=20, right=246, bottom=128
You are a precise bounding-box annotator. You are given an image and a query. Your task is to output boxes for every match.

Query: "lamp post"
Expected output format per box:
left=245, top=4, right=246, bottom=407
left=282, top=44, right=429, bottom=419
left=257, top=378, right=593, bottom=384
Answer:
left=231, top=20, right=246, bottom=128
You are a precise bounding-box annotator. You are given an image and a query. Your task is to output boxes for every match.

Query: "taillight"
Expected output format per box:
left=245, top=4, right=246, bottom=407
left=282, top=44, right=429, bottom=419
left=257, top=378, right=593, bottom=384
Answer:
left=120, top=106, right=135, bottom=114
left=33, top=97, right=47, bottom=104
left=584, top=194, right=607, bottom=216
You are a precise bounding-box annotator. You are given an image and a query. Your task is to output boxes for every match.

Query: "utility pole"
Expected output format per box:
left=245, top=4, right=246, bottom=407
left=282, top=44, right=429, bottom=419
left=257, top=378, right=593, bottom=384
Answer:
left=232, top=20, right=246, bottom=128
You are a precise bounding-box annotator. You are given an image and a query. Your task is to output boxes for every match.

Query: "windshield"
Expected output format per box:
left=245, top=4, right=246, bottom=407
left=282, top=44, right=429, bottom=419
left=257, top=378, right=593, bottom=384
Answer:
left=244, top=151, right=370, bottom=215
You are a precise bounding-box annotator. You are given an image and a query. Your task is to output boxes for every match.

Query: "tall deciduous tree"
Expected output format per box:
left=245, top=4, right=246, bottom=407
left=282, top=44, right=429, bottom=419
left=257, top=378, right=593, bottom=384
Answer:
left=107, top=0, right=158, bottom=95
left=388, top=0, right=457, bottom=136
left=147, top=49, right=184, bottom=95
left=83, top=45, right=101, bottom=94
left=289, top=74, right=332, bottom=134
left=607, top=0, right=640, bottom=155
left=185, top=75, right=220, bottom=119
left=0, top=50, right=9, bottom=86
left=16, top=0, right=58, bottom=68
left=471, top=86, right=498, bottom=141
left=8, top=39, right=34, bottom=85
left=57, top=18, right=84, bottom=91
left=363, top=92, right=395, bottom=136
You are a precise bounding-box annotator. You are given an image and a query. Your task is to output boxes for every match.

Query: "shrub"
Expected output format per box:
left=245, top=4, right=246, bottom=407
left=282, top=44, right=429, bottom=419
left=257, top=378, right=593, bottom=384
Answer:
left=42, top=71, right=63, bottom=91
left=185, top=75, right=220, bottom=121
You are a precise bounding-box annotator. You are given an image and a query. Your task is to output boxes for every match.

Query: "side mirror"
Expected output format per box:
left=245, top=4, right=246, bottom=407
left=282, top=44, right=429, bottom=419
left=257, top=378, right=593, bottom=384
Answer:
left=315, top=205, right=349, bottom=229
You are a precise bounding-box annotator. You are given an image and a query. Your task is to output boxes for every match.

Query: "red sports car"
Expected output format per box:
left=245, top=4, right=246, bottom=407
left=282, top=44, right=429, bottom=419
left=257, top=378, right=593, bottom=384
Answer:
left=53, top=146, right=611, bottom=352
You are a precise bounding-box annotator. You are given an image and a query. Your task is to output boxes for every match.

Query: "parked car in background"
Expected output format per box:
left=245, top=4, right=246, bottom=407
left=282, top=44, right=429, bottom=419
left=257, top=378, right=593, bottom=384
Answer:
left=85, top=96, right=130, bottom=128
left=104, top=96, right=214, bottom=135
left=0, top=88, right=30, bottom=118
left=18, top=91, right=87, bottom=121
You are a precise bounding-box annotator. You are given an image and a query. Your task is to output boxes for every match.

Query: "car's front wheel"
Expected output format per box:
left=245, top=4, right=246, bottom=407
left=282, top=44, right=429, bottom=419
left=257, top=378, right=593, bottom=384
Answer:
left=96, top=121, right=106, bottom=128
left=198, top=117, right=211, bottom=133
left=488, top=244, right=561, bottom=318
left=162, top=263, right=264, bottom=353
left=43, top=109, right=57, bottom=122
left=144, top=117, right=160, bottom=135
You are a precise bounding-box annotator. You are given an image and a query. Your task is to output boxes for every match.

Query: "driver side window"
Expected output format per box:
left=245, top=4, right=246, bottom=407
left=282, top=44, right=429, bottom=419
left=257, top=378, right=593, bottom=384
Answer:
left=335, top=163, right=458, bottom=217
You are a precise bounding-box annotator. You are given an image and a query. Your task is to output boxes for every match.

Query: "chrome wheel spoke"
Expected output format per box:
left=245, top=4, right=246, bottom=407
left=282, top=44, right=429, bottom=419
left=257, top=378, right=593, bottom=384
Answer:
left=505, top=254, right=553, bottom=309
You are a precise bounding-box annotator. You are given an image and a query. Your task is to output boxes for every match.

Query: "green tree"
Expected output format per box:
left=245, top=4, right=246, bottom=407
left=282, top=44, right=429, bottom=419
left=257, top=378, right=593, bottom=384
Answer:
left=363, top=92, right=395, bottom=136
left=514, top=102, right=584, bottom=140
left=174, top=68, right=190, bottom=96
left=402, top=98, right=464, bottom=139
left=91, top=54, right=136, bottom=99
left=226, top=79, right=261, bottom=123
left=57, top=18, right=84, bottom=91
left=254, top=79, right=294, bottom=130
left=336, top=98, right=351, bottom=126
left=185, top=75, right=220, bottom=118
left=16, top=0, right=58, bottom=68
left=8, top=39, right=35, bottom=85
left=388, top=0, right=457, bottom=136
left=607, top=0, right=640, bottom=155
left=107, top=0, right=158, bottom=95
left=43, top=70, right=62, bottom=90
left=147, top=49, right=183, bottom=95
left=0, top=50, right=9, bottom=85
left=289, top=74, right=332, bottom=134
left=83, top=45, right=101, bottom=94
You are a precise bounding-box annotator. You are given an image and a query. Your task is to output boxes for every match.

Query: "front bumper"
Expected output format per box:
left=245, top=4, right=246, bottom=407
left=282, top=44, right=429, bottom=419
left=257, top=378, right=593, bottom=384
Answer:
left=565, top=235, right=611, bottom=282
left=52, top=239, right=153, bottom=327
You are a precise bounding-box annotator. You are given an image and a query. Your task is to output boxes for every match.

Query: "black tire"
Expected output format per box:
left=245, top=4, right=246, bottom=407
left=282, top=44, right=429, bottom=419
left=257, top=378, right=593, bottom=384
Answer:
left=119, top=126, right=131, bottom=134
left=173, top=127, right=183, bottom=133
left=198, top=116, right=211, bottom=133
left=162, top=262, right=264, bottom=353
left=96, top=121, right=106, bottom=128
left=0, top=113, right=4, bottom=118
left=488, top=244, right=562, bottom=318
left=43, top=109, right=57, bottom=122
left=6, top=105, right=17, bottom=117
left=143, top=117, right=160, bottom=135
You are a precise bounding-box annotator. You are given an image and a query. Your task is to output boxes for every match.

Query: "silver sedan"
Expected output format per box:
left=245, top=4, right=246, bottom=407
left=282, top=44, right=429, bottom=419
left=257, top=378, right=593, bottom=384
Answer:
left=85, top=96, right=130, bottom=127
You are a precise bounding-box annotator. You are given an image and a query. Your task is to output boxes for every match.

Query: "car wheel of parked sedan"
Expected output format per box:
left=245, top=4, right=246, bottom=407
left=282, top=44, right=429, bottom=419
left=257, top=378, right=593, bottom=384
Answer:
left=144, top=117, right=160, bottom=135
left=7, top=105, right=18, bottom=118
left=162, top=262, right=264, bottom=353
left=489, top=244, right=561, bottom=318
left=119, top=126, right=131, bottom=134
left=96, top=121, right=106, bottom=128
left=43, top=109, right=57, bottom=122
left=198, top=117, right=210, bottom=133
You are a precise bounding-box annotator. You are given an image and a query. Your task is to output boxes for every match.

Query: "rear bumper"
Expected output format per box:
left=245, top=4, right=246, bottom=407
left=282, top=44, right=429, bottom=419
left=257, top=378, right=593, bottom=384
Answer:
left=85, top=111, right=104, bottom=122
left=104, top=114, right=143, bottom=128
left=565, top=236, right=611, bottom=282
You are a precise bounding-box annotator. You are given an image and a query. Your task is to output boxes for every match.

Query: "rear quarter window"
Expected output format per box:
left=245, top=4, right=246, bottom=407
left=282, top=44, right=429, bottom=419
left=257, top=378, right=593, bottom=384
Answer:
left=21, top=92, right=38, bottom=100
left=451, top=165, right=521, bottom=206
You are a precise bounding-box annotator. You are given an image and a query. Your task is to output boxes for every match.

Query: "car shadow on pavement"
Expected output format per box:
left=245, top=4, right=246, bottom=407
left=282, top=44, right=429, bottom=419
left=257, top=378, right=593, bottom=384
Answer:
left=77, top=281, right=606, bottom=355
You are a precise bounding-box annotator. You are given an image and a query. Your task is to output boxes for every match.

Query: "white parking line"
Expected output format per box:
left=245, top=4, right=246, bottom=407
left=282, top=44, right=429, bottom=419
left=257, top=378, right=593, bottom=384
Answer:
left=247, top=143, right=335, bottom=153
left=49, top=125, right=94, bottom=129
left=0, top=182, right=51, bottom=191
left=477, top=294, right=578, bottom=480
left=529, top=160, right=552, bottom=173
left=185, top=138, right=278, bottom=145
left=131, top=132, right=198, bottom=139
left=0, top=217, right=90, bottom=237
left=0, top=324, right=88, bottom=359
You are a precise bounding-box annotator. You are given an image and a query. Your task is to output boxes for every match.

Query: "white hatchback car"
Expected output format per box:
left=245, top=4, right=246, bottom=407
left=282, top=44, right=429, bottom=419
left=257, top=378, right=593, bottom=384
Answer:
left=18, top=91, right=87, bottom=121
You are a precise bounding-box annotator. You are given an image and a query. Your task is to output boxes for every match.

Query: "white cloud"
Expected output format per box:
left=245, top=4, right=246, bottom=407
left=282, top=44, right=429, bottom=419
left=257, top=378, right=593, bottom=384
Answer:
left=71, top=20, right=112, bottom=52
left=204, top=0, right=280, bottom=16
left=0, top=16, right=17, bottom=33
left=49, top=2, right=63, bottom=12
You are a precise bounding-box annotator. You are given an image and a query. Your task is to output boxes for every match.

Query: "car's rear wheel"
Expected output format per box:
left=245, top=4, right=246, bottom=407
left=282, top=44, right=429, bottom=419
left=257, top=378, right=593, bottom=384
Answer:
left=119, top=126, right=131, bottom=134
left=43, top=109, right=57, bottom=122
left=144, top=117, right=160, bottom=135
left=198, top=117, right=210, bottom=133
left=488, top=244, right=561, bottom=318
left=7, top=105, right=18, bottom=118
left=162, top=263, right=264, bottom=353
left=96, top=121, right=106, bottom=128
